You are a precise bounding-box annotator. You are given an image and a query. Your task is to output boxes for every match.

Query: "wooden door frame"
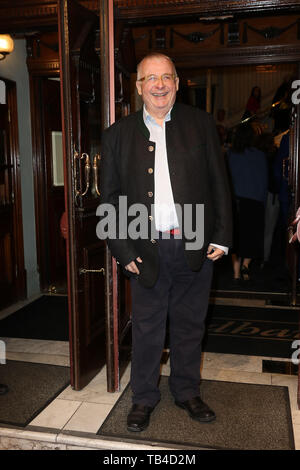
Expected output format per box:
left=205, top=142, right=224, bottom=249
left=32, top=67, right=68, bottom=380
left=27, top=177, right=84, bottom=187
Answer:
left=100, top=0, right=120, bottom=392
left=27, top=40, right=61, bottom=291
left=96, top=3, right=300, bottom=396
left=0, top=77, right=26, bottom=303
left=29, top=70, right=62, bottom=292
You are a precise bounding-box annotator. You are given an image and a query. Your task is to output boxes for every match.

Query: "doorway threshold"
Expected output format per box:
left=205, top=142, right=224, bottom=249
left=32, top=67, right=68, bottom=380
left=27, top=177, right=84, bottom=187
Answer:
left=210, top=296, right=266, bottom=308
left=211, top=289, right=293, bottom=305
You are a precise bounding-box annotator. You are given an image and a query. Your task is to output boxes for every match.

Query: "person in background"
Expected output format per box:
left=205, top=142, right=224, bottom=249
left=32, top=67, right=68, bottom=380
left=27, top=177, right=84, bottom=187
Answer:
left=271, top=76, right=294, bottom=135
left=227, top=123, right=268, bottom=282
left=216, top=108, right=228, bottom=157
left=242, top=86, right=261, bottom=121
left=271, top=132, right=291, bottom=270
left=254, top=132, right=279, bottom=265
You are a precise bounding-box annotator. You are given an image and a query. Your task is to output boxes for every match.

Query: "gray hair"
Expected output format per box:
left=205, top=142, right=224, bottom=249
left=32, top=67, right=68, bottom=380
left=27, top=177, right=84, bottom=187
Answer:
left=137, top=53, right=177, bottom=79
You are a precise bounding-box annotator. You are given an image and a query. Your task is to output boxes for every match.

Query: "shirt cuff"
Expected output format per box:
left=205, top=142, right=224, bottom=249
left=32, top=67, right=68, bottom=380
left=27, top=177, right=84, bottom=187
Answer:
left=210, top=243, right=228, bottom=255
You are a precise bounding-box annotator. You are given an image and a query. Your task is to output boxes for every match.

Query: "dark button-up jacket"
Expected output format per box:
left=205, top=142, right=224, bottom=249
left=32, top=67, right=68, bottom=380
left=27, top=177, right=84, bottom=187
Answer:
left=100, top=102, right=232, bottom=287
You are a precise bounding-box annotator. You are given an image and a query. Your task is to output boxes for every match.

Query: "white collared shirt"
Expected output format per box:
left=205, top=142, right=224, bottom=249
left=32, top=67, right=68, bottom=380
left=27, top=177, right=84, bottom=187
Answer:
left=143, top=105, right=228, bottom=254
left=143, top=105, right=179, bottom=232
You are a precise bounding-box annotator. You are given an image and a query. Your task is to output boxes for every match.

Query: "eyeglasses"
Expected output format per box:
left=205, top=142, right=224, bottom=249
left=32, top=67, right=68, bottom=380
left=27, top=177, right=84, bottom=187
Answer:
left=137, top=73, right=177, bottom=84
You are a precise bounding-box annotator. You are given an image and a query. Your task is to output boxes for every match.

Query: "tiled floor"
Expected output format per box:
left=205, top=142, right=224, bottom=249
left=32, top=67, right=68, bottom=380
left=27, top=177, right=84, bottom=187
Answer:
left=0, top=333, right=299, bottom=450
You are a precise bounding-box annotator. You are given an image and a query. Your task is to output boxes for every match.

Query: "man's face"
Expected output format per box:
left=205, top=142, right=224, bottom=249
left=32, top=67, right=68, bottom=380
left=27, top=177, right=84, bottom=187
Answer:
left=136, top=57, right=179, bottom=117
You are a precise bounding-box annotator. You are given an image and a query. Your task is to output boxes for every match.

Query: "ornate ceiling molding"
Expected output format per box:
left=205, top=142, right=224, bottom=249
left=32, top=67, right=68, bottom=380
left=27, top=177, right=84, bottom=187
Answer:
left=114, top=0, right=300, bottom=19
left=0, top=1, right=98, bottom=31
left=0, top=0, right=300, bottom=31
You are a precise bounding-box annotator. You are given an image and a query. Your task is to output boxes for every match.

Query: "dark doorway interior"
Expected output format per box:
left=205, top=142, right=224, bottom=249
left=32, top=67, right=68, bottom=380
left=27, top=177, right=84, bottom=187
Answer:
left=35, top=77, right=67, bottom=294
left=177, top=62, right=299, bottom=302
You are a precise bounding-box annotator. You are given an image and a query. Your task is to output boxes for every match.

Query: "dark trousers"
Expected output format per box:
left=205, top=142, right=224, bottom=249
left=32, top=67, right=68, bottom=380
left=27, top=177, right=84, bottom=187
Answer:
left=129, top=237, right=214, bottom=407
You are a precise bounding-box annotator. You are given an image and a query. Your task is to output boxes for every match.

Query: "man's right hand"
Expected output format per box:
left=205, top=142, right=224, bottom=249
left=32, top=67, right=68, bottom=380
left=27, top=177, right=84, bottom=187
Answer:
left=125, top=257, right=143, bottom=275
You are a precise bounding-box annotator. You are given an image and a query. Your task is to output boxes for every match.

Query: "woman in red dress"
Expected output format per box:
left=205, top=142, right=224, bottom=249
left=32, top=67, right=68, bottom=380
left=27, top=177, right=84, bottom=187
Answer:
left=243, top=86, right=261, bottom=120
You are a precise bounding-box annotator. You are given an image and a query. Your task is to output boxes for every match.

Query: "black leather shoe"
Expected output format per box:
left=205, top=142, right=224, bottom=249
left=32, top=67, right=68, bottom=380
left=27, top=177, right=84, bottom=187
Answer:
left=175, top=396, right=216, bottom=422
left=127, top=404, right=154, bottom=432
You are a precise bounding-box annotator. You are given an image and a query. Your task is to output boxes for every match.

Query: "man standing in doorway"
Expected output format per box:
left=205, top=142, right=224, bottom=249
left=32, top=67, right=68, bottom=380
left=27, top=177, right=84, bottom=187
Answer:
left=99, top=53, right=232, bottom=432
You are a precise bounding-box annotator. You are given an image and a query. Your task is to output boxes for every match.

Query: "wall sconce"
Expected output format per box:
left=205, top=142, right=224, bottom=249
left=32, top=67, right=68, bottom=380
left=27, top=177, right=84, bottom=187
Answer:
left=0, top=35, right=14, bottom=60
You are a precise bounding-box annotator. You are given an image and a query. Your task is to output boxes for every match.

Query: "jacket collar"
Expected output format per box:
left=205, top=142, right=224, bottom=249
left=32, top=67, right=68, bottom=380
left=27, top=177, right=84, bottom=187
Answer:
left=136, top=103, right=178, bottom=140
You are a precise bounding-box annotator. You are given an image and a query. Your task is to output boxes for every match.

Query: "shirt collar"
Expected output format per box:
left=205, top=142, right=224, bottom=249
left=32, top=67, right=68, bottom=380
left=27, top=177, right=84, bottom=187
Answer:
left=143, top=104, right=172, bottom=125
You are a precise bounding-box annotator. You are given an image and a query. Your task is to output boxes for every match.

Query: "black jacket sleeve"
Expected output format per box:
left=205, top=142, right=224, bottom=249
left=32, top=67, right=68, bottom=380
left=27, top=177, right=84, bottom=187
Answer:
left=99, top=127, right=139, bottom=267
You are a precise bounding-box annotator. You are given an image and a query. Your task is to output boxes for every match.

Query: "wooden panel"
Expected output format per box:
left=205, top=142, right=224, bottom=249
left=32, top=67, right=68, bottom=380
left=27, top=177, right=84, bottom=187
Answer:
left=0, top=86, right=26, bottom=308
left=43, top=78, right=66, bottom=290
left=0, top=210, right=13, bottom=289
left=29, top=76, right=66, bottom=292
left=58, top=0, right=106, bottom=390
left=82, top=242, right=106, bottom=343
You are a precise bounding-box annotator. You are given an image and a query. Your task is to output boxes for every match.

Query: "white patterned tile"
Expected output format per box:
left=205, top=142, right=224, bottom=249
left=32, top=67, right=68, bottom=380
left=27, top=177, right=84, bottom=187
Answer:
left=29, top=399, right=82, bottom=429
left=0, top=337, right=69, bottom=356
left=202, top=352, right=267, bottom=373
left=293, top=424, right=300, bottom=450
left=6, top=351, right=70, bottom=366
left=292, top=409, right=300, bottom=425
left=201, top=368, right=272, bottom=385
left=64, top=402, right=113, bottom=433
left=58, top=383, right=127, bottom=405
left=58, top=365, right=131, bottom=405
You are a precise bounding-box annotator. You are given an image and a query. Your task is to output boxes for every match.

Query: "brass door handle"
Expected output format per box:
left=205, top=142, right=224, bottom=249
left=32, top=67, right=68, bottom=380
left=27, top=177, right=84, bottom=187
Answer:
left=93, top=153, right=101, bottom=196
left=74, top=149, right=80, bottom=201
left=80, top=153, right=91, bottom=196
left=73, top=150, right=91, bottom=200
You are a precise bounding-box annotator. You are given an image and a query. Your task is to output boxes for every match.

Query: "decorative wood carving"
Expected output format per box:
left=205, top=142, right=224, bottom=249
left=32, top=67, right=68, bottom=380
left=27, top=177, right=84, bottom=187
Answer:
left=170, top=25, right=223, bottom=46
left=243, top=18, right=300, bottom=43
left=133, top=14, right=300, bottom=68
left=139, top=27, right=169, bottom=49
left=26, top=32, right=60, bottom=74
left=155, top=29, right=167, bottom=49
left=228, top=21, right=240, bottom=45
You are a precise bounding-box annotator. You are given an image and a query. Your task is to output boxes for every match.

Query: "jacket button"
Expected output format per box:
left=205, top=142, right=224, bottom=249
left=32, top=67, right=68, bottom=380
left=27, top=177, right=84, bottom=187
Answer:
left=148, top=191, right=153, bottom=197
left=148, top=145, right=154, bottom=152
left=149, top=215, right=153, bottom=221
left=148, top=168, right=153, bottom=174
left=150, top=239, right=156, bottom=244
